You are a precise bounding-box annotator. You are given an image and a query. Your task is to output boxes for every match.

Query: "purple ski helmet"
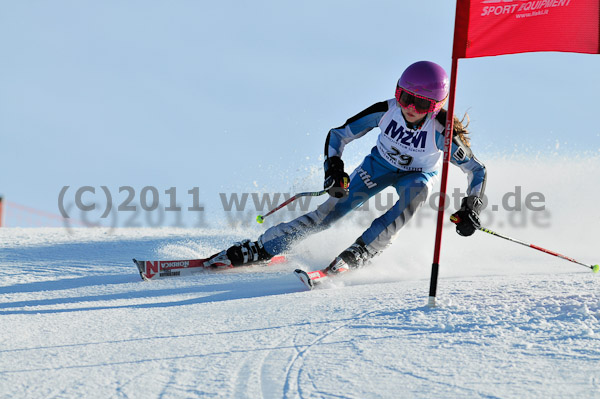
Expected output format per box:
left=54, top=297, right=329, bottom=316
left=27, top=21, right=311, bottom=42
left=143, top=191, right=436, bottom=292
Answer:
left=396, top=61, right=449, bottom=116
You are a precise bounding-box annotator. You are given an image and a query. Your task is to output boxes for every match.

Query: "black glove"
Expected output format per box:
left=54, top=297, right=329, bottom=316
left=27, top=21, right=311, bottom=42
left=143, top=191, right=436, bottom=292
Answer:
left=450, top=195, right=482, bottom=237
left=323, top=156, right=350, bottom=198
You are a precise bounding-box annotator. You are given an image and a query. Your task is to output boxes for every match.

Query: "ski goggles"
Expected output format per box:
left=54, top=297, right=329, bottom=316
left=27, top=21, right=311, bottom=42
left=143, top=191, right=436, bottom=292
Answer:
left=395, top=86, right=441, bottom=114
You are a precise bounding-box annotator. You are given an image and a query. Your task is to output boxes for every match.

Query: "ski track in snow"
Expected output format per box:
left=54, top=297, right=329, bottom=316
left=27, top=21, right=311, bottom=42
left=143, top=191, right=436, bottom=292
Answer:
left=1, top=216, right=599, bottom=399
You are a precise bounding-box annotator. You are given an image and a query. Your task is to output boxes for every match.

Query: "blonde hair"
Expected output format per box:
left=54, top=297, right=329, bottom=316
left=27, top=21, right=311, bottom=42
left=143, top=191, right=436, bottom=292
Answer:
left=436, top=109, right=471, bottom=147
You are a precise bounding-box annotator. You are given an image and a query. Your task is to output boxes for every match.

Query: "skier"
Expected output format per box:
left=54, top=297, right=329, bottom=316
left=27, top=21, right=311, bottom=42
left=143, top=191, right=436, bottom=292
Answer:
left=206, top=61, right=487, bottom=276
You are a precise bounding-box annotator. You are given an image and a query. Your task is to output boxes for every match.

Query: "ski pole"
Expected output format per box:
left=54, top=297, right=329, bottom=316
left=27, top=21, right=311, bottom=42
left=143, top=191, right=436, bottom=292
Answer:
left=256, top=190, right=327, bottom=224
left=450, top=215, right=599, bottom=273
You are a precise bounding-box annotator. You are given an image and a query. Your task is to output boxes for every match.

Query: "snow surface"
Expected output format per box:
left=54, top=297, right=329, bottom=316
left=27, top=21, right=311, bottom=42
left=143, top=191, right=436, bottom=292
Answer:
left=1, top=156, right=600, bottom=398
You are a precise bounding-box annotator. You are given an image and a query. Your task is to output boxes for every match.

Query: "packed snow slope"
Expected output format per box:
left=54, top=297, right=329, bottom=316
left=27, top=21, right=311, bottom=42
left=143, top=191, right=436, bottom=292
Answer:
left=1, top=156, right=599, bottom=399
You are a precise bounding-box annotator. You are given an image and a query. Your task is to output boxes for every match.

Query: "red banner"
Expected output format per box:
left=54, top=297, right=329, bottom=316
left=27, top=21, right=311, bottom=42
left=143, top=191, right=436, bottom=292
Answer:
left=454, top=0, right=600, bottom=58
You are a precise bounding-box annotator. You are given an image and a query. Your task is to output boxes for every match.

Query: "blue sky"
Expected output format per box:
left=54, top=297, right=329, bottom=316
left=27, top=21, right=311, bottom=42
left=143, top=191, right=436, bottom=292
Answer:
left=1, top=1, right=599, bottom=227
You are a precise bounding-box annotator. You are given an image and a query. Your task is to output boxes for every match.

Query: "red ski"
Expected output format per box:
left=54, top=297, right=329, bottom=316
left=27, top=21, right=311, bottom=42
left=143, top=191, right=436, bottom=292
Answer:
left=133, top=255, right=287, bottom=281
left=293, top=269, right=328, bottom=290
left=294, top=257, right=351, bottom=290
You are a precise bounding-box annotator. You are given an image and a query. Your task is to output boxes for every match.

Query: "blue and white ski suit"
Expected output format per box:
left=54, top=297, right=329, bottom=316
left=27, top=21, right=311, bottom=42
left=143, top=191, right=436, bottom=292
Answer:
left=260, top=98, right=487, bottom=255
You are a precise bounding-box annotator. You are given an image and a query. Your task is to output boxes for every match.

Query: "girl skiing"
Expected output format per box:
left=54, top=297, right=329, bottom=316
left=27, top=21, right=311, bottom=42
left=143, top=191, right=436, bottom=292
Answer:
left=206, top=61, right=486, bottom=277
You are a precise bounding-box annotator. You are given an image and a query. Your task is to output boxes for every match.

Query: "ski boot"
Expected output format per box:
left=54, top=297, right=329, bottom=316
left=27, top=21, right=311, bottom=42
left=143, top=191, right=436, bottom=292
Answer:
left=324, top=237, right=378, bottom=276
left=204, top=239, right=273, bottom=268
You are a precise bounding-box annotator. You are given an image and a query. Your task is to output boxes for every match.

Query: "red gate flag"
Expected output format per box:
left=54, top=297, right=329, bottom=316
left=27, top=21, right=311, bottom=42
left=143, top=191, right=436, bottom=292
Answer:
left=430, top=0, right=599, bottom=307
left=454, top=0, right=600, bottom=58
